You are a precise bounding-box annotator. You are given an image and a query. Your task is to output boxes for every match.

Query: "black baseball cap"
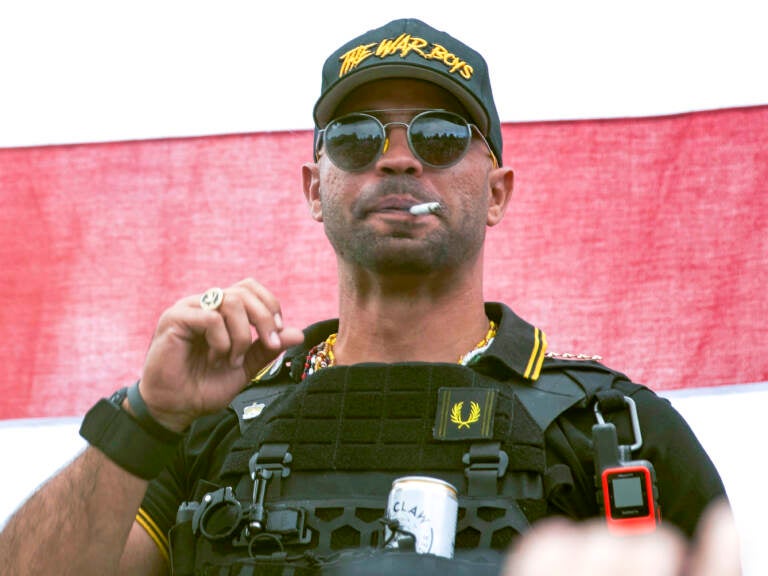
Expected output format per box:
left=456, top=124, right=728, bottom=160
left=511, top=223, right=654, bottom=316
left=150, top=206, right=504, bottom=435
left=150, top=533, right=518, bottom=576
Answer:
left=313, top=18, right=503, bottom=165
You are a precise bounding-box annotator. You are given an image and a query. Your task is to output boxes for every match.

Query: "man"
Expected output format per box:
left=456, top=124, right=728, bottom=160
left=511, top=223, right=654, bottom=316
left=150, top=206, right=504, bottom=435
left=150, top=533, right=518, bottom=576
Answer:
left=0, top=18, right=727, bottom=575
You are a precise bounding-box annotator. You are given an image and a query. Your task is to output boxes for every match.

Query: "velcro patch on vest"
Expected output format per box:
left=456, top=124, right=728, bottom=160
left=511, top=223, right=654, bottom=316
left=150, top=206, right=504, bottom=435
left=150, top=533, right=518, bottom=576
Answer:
left=434, top=387, right=497, bottom=441
left=220, top=363, right=547, bottom=478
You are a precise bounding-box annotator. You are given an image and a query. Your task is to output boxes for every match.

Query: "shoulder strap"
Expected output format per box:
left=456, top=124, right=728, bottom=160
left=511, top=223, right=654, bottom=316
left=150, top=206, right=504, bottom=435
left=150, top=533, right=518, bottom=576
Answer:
left=514, top=358, right=635, bottom=505
left=508, top=357, right=627, bottom=432
left=528, top=359, right=642, bottom=440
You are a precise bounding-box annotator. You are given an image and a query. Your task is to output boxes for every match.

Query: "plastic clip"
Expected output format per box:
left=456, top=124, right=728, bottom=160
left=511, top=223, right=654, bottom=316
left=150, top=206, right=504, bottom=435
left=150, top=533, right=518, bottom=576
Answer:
left=248, top=445, right=292, bottom=530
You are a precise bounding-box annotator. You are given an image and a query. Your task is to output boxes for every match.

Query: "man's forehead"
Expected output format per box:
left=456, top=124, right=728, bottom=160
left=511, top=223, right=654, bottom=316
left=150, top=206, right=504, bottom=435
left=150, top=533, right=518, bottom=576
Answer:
left=333, top=78, right=468, bottom=117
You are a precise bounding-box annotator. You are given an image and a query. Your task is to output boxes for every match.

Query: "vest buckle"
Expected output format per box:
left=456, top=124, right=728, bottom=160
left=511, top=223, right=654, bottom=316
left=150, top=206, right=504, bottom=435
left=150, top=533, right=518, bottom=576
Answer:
left=249, top=443, right=292, bottom=530
left=462, top=441, right=509, bottom=496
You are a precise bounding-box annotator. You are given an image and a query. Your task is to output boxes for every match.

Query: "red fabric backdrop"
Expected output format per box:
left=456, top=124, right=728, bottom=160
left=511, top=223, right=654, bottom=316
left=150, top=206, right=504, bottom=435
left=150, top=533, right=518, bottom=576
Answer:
left=1, top=105, right=766, bottom=420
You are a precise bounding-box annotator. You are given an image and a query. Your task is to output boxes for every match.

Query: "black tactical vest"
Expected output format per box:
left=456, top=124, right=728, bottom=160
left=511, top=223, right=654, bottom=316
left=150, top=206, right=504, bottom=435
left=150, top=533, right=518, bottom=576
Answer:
left=169, top=361, right=628, bottom=575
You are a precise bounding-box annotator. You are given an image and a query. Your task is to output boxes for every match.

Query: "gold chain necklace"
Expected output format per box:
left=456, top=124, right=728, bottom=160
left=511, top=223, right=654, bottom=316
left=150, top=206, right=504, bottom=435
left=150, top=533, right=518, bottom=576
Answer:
left=301, top=320, right=497, bottom=380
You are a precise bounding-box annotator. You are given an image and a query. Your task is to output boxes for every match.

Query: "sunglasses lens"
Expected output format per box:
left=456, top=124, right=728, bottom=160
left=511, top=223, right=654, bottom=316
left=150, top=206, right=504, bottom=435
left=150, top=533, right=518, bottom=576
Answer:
left=324, top=114, right=383, bottom=171
left=410, top=112, right=471, bottom=167
left=321, top=111, right=475, bottom=171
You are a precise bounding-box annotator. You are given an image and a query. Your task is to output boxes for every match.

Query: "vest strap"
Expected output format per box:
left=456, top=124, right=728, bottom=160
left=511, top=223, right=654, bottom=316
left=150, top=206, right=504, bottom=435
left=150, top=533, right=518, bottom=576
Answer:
left=249, top=443, right=292, bottom=528
left=462, top=442, right=508, bottom=496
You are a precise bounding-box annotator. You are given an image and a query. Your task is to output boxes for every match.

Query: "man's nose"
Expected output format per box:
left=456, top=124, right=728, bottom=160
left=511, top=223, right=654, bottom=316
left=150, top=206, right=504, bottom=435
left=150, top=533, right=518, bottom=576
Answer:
left=374, top=125, right=423, bottom=175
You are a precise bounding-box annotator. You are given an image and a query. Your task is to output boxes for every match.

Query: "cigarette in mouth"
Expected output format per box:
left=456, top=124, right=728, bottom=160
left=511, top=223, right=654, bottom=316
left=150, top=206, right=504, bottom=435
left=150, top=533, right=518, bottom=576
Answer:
left=409, top=202, right=442, bottom=216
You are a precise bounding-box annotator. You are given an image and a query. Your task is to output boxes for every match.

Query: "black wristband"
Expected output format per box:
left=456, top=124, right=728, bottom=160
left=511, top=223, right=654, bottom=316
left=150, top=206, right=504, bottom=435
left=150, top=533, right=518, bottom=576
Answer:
left=127, top=380, right=185, bottom=443
left=79, top=388, right=183, bottom=480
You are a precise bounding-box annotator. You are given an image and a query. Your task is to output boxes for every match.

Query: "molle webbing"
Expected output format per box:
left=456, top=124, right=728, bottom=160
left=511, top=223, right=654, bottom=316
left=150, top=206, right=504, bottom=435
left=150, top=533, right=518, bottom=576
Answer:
left=171, top=362, right=620, bottom=574
left=220, top=364, right=545, bottom=479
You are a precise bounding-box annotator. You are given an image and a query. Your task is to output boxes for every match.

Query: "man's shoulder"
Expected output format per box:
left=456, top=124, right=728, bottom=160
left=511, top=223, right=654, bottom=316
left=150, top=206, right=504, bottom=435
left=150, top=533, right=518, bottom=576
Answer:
left=540, top=353, right=630, bottom=381
left=487, top=301, right=644, bottom=393
left=536, top=353, right=648, bottom=401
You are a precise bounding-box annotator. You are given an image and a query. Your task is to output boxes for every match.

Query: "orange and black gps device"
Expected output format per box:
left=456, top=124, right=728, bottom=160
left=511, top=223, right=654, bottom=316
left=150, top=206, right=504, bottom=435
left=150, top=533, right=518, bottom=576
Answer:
left=593, top=397, right=660, bottom=534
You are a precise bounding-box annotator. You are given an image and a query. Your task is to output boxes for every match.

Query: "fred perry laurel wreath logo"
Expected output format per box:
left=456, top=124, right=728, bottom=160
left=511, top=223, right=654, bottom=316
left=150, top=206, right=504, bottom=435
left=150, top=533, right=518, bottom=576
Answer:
left=450, top=401, right=480, bottom=429
left=434, top=387, right=496, bottom=440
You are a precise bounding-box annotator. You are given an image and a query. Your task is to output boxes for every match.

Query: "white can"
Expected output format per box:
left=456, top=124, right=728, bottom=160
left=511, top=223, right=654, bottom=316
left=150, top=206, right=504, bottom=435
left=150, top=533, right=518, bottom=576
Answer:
left=384, top=476, right=458, bottom=559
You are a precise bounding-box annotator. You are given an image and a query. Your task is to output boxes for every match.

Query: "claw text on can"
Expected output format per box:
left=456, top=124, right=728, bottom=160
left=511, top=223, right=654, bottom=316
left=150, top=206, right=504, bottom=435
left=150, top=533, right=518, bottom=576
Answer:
left=384, top=476, right=458, bottom=559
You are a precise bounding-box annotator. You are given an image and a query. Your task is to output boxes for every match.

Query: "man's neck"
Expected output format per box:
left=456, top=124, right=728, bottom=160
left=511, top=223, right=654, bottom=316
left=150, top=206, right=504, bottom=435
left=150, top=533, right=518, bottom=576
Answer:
left=332, top=271, right=490, bottom=365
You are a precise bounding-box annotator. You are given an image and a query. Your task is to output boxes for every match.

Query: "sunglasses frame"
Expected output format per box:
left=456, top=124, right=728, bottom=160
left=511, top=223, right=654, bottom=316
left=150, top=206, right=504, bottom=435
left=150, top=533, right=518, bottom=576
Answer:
left=316, top=108, right=497, bottom=172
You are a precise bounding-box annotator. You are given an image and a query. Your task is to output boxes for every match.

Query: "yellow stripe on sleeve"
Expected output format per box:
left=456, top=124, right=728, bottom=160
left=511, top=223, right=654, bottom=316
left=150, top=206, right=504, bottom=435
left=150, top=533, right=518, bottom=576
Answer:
left=136, top=507, right=169, bottom=564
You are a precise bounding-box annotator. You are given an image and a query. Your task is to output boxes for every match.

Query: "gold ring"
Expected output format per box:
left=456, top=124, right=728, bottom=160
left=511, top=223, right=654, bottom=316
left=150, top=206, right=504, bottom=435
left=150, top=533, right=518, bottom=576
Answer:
left=200, top=287, right=224, bottom=311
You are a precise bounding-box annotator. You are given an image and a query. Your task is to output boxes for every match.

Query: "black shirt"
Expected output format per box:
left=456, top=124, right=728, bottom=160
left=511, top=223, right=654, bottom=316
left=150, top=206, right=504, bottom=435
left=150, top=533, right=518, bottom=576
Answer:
left=138, top=302, right=726, bottom=560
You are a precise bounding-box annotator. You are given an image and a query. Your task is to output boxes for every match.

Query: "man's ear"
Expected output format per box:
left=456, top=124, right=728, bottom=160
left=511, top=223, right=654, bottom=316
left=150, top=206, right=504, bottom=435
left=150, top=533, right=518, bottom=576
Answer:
left=487, top=166, right=514, bottom=227
left=302, top=162, right=323, bottom=222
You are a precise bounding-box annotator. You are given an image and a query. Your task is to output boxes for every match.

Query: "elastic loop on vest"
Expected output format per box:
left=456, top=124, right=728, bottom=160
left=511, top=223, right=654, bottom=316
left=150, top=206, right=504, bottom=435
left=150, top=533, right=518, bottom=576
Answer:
left=543, top=464, right=574, bottom=499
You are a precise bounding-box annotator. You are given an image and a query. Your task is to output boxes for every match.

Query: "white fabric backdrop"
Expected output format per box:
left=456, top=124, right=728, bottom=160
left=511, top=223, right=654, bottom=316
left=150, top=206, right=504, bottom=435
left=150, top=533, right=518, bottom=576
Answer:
left=1, top=0, right=766, bottom=147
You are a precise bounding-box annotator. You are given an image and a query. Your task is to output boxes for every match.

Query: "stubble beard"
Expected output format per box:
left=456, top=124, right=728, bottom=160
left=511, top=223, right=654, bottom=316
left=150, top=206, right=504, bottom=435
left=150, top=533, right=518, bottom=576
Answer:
left=321, top=177, right=486, bottom=276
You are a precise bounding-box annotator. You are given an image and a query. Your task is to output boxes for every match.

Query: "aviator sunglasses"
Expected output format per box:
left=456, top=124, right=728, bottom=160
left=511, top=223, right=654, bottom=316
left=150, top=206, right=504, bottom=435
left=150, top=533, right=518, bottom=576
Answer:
left=316, top=109, right=497, bottom=172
